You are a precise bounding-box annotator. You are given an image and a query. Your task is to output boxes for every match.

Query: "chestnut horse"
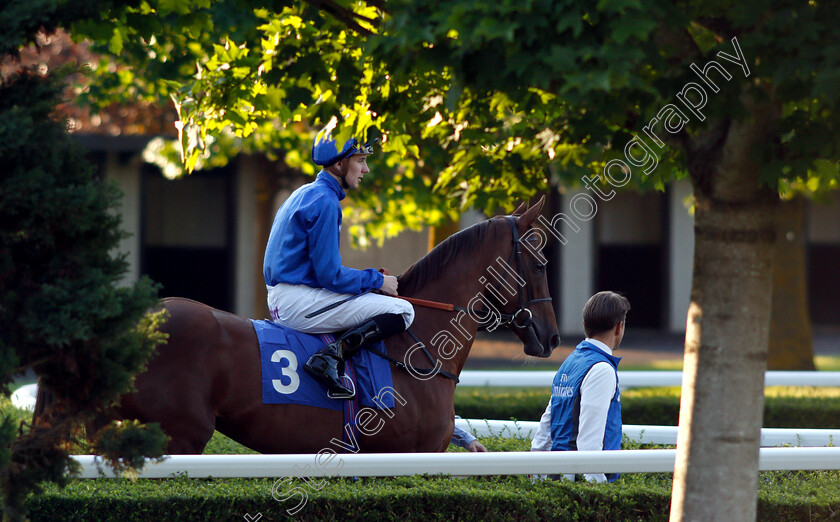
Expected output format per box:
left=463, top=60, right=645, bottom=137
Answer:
left=114, top=197, right=559, bottom=453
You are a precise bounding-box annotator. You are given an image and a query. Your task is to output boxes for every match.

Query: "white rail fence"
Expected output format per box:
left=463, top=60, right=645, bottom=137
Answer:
left=18, top=373, right=840, bottom=480
left=454, top=419, right=840, bottom=447
left=70, top=419, right=840, bottom=480
left=73, top=447, right=840, bottom=479
left=458, top=371, right=840, bottom=389
left=12, top=372, right=840, bottom=411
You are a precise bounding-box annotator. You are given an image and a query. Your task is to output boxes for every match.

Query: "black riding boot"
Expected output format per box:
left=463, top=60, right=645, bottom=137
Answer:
left=304, top=319, right=382, bottom=399
left=304, top=314, right=405, bottom=399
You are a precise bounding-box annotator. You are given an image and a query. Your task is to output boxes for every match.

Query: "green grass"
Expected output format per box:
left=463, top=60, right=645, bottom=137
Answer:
left=620, top=360, right=683, bottom=371
left=203, top=432, right=258, bottom=455
left=764, top=386, right=840, bottom=399
left=816, top=355, right=840, bottom=371
left=627, top=354, right=840, bottom=372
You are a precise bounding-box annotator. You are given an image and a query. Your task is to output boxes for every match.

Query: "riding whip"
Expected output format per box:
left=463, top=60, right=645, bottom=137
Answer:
left=304, top=289, right=373, bottom=318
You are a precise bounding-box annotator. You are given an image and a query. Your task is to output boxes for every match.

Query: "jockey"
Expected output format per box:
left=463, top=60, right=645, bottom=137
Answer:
left=263, top=121, right=415, bottom=399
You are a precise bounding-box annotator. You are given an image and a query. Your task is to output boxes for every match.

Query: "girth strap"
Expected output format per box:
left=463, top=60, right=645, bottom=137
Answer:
left=365, top=328, right=459, bottom=384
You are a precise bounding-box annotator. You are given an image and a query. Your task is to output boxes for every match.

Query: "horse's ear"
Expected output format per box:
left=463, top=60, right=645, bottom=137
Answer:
left=518, top=195, right=545, bottom=226
left=511, top=201, right=528, bottom=216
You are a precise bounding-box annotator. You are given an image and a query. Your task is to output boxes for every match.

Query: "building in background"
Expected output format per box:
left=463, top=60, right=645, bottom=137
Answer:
left=100, top=149, right=840, bottom=339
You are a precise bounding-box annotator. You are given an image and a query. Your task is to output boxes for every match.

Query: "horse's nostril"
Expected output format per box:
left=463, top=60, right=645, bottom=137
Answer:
left=550, top=334, right=561, bottom=349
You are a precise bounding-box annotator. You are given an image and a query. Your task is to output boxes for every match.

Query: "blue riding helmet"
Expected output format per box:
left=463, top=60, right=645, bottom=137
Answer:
left=312, top=125, right=378, bottom=167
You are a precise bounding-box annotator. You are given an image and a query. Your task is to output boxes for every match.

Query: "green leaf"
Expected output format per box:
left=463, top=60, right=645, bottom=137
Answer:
left=108, top=29, right=123, bottom=55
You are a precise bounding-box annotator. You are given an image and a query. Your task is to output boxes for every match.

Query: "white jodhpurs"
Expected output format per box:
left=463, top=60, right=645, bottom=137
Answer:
left=266, top=283, right=415, bottom=334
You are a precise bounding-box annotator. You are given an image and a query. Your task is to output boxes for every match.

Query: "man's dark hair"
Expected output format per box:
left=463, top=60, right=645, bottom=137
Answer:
left=583, top=291, right=630, bottom=338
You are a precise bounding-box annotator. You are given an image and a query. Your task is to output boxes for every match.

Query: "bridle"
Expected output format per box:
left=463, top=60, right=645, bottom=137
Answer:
left=402, top=216, right=553, bottom=331
left=489, top=216, right=554, bottom=331
left=376, top=215, right=553, bottom=382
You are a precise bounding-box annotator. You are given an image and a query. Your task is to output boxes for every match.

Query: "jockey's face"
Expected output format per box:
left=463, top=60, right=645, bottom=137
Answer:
left=342, top=154, right=370, bottom=190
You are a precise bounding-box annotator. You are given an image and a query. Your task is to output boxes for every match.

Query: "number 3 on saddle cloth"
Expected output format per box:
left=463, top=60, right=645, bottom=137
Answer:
left=251, top=319, right=397, bottom=415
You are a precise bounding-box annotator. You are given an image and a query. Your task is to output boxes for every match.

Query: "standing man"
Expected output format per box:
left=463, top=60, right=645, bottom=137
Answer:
left=531, top=291, right=630, bottom=482
left=264, top=120, right=415, bottom=399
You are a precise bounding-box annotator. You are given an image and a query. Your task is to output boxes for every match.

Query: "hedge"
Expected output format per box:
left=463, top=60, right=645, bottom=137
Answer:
left=24, top=470, right=840, bottom=521
left=454, top=386, right=840, bottom=428
left=8, top=387, right=840, bottom=520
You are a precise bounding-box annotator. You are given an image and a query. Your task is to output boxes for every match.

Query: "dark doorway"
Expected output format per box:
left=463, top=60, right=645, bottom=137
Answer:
left=594, top=192, right=665, bottom=329
left=141, top=165, right=233, bottom=311
left=596, top=244, right=664, bottom=328
left=808, top=244, right=840, bottom=325
left=806, top=198, right=840, bottom=327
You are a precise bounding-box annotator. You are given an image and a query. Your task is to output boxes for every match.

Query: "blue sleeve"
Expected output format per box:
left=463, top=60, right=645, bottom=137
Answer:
left=450, top=426, right=477, bottom=449
left=306, top=198, right=384, bottom=294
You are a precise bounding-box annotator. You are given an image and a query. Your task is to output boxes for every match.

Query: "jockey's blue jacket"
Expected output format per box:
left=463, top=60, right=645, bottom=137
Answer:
left=263, top=171, right=383, bottom=294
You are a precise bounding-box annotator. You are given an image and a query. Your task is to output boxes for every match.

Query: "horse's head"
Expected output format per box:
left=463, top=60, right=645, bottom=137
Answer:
left=492, top=196, right=560, bottom=357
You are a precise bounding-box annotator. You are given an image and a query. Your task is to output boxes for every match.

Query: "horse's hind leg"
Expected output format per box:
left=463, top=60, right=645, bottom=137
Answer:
left=118, top=389, right=216, bottom=454
left=163, top=423, right=215, bottom=454
left=151, top=401, right=217, bottom=454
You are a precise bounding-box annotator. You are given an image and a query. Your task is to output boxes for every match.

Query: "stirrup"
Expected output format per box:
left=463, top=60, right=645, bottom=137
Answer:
left=327, top=374, right=356, bottom=400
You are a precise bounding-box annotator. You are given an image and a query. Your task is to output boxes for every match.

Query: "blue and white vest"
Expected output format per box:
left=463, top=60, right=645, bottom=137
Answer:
left=549, top=341, right=622, bottom=479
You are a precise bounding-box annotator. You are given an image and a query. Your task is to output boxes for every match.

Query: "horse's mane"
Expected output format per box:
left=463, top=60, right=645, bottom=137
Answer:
left=398, top=217, right=502, bottom=296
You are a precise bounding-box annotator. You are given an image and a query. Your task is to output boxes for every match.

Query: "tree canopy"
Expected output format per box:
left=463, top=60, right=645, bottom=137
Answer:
left=67, top=0, right=839, bottom=242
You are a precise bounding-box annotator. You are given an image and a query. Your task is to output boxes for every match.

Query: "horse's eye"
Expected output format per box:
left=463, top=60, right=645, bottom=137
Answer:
left=535, top=262, right=546, bottom=271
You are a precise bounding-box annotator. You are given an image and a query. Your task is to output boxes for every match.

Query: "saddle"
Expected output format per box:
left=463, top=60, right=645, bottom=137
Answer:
left=251, top=319, right=396, bottom=411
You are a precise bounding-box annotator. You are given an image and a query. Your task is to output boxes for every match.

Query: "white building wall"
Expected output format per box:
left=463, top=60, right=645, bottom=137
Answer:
left=235, top=157, right=259, bottom=317
left=559, top=188, right=595, bottom=336
left=597, top=192, right=662, bottom=244
left=668, top=178, right=694, bottom=332
left=105, top=152, right=141, bottom=286
left=339, top=226, right=430, bottom=277
left=808, top=193, right=840, bottom=242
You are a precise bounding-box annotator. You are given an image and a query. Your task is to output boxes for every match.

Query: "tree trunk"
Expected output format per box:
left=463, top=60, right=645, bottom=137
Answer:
left=670, top=116, right=778, bottom=521
left=768, top=196, right=815, bottom=370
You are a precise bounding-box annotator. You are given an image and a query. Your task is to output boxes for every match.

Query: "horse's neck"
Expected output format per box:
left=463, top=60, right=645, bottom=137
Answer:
left=397, top=260, right=491, bottom=378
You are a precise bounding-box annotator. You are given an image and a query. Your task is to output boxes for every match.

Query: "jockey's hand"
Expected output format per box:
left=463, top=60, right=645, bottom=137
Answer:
left=380, top=275, right=399, bottom=296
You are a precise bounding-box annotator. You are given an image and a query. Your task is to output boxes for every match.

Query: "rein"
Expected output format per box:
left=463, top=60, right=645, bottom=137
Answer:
left=364, top=330, right=460, bottom=383
left=377, top=216, right=553, bottom=384
left=398, top=296, right=456, bottom=312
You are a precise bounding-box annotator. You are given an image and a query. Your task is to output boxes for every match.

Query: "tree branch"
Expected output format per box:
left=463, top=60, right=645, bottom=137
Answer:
left=303, top=0, right=380, bottom=35
left=685, top=117, right=731, bottom=198
left=694, top=17, right=736, bottom=40
left=654, top=25, right=704, bottom=66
